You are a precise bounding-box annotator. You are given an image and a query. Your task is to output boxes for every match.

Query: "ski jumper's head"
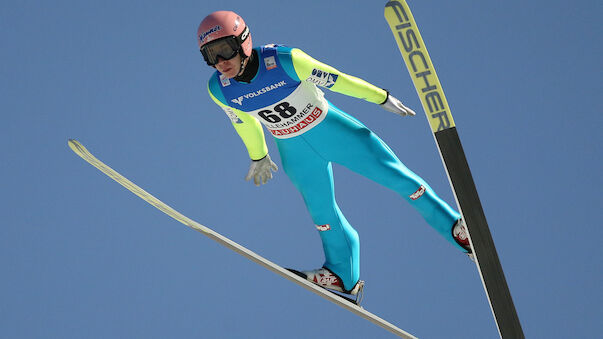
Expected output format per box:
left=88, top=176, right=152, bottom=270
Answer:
left=197, top=11, right=252, bottom=78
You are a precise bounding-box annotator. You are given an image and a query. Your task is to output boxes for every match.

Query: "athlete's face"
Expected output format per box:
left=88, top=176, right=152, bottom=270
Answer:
left=214, top=54, right=241, bottom=79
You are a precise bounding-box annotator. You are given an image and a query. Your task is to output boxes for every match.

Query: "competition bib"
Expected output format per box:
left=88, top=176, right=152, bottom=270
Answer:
left=247, top=81, right=328, bottom=139
left=217, top=45, right=329, bottom=139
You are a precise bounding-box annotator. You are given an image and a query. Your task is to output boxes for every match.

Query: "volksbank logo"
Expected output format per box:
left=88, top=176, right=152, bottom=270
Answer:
left=231, top=81, right=287, bottom=106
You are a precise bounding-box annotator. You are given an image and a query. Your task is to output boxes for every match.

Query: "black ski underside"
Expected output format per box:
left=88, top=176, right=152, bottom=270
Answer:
left=435, top=127, right=523, bottom=337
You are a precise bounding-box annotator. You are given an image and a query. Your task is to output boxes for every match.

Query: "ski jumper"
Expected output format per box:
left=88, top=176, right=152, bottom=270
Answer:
left=207, top=45, right=462, bottom=291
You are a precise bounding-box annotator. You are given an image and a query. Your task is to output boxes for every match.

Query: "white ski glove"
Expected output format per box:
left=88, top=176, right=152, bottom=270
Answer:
left=245, top=154, right=278, bottom=186
left=380, top=92, right=416, bottom=117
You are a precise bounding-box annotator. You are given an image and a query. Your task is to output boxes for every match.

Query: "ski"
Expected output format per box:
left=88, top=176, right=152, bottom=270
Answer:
left=67, top=139, right=418, bottom=339
left=384, top=1, right=524, bottom=338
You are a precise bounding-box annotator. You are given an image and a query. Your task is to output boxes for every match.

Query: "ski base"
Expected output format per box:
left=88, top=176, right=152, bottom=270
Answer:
left=384, top=1, right=524, bottom=338
left=68, top=139, right=418, bottom=339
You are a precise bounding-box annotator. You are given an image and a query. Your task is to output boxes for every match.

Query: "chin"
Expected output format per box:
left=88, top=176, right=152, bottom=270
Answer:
left=219, top=70, right=236, bottom=78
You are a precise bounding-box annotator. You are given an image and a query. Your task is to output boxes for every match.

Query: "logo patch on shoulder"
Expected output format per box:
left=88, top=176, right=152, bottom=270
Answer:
left=264, top=56, right=277, bottom=70
left=306, top=68, right=338, bottom=88
left=219, top=74, right=231, bottom=87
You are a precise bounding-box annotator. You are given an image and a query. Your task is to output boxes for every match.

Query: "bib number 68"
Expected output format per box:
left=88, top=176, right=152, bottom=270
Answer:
left=258, top=102, right=297, bottom=123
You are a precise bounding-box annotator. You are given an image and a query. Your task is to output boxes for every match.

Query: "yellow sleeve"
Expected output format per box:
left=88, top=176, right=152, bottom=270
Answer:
left=289, top=48, right=388, bottom=104
left=208, top=86, right=268, bottom=160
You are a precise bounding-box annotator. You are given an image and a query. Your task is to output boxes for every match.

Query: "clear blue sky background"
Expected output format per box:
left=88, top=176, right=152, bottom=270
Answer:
left=1, top=1, right=601, bottom=338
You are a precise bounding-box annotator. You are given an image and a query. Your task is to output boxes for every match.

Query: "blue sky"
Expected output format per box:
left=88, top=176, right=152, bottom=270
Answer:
left=1, top=1, right=601, bottom=338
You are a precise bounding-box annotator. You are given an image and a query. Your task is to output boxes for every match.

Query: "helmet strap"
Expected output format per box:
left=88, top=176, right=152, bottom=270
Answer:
left=235, top=26, right=251, bottom=76
left=234, top=49, right=258, bottom=83
left=237, top=53, right=248, bottom=77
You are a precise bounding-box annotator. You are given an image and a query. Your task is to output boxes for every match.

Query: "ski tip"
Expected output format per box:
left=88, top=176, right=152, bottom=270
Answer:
left=68, top=139, right=78, bottom=150
left=67, top=139, right=87, bottom=155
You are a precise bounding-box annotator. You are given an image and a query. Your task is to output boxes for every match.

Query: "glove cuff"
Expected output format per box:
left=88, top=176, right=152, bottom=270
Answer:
left=252, top=154, right=268, bottom=162
left=379, top=90, right=390, bottom=105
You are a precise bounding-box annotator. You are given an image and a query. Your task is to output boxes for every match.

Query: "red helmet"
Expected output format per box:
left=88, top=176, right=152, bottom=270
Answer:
left=197, top=11, right=252, bottom=65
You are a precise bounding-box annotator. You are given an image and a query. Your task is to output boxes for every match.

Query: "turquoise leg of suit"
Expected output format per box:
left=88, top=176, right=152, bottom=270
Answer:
left=275, top=102, right=461, bottom=291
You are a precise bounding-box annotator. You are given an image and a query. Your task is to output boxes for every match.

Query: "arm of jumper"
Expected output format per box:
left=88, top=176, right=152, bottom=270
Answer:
left=208, top=86, right=269, bottom=160
left=289, top=48, right=388, bottom=104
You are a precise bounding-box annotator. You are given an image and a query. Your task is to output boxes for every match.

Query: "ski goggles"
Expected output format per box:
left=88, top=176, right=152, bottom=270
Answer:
left=200, top=27, right=249, bottom=66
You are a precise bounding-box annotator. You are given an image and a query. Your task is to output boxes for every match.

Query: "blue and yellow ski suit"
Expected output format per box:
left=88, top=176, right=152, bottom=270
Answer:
left=208, top=45, right=462, bottom=291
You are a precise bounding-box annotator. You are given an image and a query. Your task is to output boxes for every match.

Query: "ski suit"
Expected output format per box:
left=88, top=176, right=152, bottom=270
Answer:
left=207, top=44, right=462, bottom=291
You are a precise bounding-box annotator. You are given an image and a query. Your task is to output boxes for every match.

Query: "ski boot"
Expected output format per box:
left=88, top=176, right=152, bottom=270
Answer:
left=453, top=219, right=475, bottom=261
left=287, top=267, right=364, bottom=304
